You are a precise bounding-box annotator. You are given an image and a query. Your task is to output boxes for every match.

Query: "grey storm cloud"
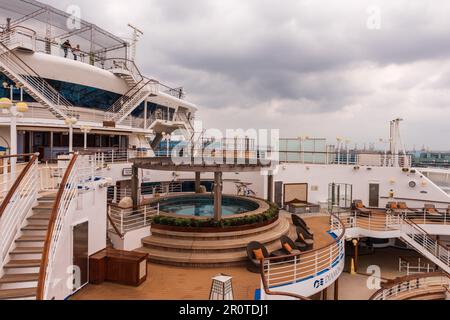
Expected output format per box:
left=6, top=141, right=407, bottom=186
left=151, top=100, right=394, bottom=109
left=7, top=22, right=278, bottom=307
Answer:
left=39, top=0, right=450, bottom=149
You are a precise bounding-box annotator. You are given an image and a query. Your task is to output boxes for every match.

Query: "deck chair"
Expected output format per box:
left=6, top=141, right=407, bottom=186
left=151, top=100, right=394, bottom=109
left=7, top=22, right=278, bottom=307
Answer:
left=246, top=242, right=270, bottom=273
left=424, top=204, right=444, bottom=222
left=352, top=200, right=371, bottom=214
left=280, top=236, right=306, bottom=253
left=295, top=228, right=314, bottom=251
left=291, top=214, right=315, bottom=237
left=281, top=235, right=309, bottom=253
left=386, top=202, right=399, bottom=210
left=397, top=202, right=425, bottom=220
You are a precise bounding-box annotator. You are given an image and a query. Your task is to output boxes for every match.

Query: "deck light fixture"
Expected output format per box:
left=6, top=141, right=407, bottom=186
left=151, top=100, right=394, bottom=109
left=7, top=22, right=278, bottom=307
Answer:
left=0, top=97, right=13, bottom=109
left=209, top=274, right=234, bottom=300
left=16, top=102, right=29, bottom=113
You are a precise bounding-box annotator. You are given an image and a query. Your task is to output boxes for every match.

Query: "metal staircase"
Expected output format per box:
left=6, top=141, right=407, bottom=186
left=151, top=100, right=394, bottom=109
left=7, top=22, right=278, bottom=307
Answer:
left=174, top=110, right=194, bottom=134
left=0, top=30, right=73, bottom=120
left=105, top=78, right=157, bottom=125
left=105, top=59, right=159, bottom=125
left=388, top=216, right=450, bottom=274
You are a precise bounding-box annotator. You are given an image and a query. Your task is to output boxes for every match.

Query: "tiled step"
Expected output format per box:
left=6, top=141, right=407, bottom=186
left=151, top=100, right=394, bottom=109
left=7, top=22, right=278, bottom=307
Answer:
left=4, top=260, right=41, bottom=269
left=22, top=225, right=49, bottom=231
left=0, top=273, right=39, bottom=284
left=15, top=236, right=46, bottom=243
left=150, top=218, right=282, bottom=241
left=0, top=288, right=36, bottom=300
left=27, top=214, right=51, bottom=221
left=32, top=205, right=53, bottom=212
left=11, top=247, right=44, bottom=255
left=136, top=246, right=248, bottom=266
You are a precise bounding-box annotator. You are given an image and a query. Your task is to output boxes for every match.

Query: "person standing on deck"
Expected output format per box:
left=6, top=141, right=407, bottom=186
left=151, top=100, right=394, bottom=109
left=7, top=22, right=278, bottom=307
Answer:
left=62, top=40, right=71, bottom=58
left=72, top=44, right=81, bottom=61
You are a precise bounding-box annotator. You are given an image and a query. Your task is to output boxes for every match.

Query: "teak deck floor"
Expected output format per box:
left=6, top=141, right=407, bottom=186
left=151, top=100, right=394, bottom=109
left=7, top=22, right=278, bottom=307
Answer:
left=72, top=214, right=333, bottom=300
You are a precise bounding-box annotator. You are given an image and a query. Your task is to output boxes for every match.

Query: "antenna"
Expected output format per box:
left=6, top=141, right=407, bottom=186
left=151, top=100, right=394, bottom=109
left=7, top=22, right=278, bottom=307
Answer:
left=390, top=118, right=408, bottom=167
left=128, top=23, right=144, bottom=62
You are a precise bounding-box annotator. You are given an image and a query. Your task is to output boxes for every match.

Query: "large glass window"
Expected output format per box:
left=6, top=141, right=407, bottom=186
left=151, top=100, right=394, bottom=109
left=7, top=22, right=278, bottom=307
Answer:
left=0, top=73, right=175, bottom=118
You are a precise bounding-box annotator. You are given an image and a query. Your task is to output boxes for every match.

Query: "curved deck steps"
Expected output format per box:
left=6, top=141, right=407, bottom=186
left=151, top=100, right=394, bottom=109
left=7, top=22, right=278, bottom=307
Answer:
left=136, top=217, right=291, bottom=267
left=143, top=219, right=290, bottom=252
left=150, top=219, right=283, bottom=241
left=0, top=194, right=55, bottom=300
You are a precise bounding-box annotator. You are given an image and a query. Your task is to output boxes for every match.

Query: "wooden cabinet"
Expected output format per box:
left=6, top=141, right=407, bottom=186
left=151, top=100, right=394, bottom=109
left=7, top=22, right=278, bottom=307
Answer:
left=89, top=248, right=148, bottom=287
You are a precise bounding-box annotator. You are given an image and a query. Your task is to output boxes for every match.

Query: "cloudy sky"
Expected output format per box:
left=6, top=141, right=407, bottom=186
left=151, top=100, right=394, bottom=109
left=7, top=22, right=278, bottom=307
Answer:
left=40, top=0, right=450, bottom=150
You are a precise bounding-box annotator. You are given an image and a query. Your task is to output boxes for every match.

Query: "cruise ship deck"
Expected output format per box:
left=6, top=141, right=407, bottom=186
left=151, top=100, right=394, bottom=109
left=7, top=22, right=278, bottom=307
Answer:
left=0, top=0, right=450, bottom=306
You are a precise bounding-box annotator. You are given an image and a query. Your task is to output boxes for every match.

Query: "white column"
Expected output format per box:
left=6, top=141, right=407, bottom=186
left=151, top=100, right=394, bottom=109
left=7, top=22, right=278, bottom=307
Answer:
left=69, top=124, right=73, bottom=153
left=10, top=106, right=17, bottom=175
left=84, top=130, right=88, bottom=150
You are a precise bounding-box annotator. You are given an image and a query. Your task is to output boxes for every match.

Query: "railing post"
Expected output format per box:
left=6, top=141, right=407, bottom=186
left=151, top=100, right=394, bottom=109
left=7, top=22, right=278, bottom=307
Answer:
left=113, top=186, right=118, bottom=204
left=329, top=245, right=333, bottom=269
left=111, top=150, right=115, bottom=164
left=144, top=205, right=147, bottom=227
left=157, top=202, right=160, bottom=216
left=294, top=256, right=298, bottom=284
left=120, top=212, right=124, bottom=235
left=315, top=252, right=319, bottom=276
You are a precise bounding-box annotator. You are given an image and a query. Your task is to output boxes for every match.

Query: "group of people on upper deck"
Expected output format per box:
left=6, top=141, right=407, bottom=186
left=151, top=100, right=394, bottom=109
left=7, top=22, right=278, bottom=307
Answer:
left=61, top=40, right=81, bottom=61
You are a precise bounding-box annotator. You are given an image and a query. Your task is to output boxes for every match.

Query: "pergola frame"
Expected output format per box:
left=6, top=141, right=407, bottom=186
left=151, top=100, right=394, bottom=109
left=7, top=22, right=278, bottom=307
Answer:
left=0, top=0, right=128, bottom=59
left=131, top=157, right=275, bottom=220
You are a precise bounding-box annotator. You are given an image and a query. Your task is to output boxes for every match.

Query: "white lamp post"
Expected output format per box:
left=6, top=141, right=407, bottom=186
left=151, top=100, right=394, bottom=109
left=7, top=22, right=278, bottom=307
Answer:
left=0, top=98, right=29, bottom=174
left=64, top=117, right=78, bottom=153
left=81, top=125, right=92, bottom=150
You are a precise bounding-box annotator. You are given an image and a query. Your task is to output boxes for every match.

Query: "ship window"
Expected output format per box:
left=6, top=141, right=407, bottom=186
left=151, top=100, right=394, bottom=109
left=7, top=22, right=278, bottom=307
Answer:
left=0, top=73, right=176, bottom=118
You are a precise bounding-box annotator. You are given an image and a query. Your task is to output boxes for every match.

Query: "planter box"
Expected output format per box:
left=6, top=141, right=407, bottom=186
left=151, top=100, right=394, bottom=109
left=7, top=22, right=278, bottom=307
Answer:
left=152, top=217, right=278, bottom=233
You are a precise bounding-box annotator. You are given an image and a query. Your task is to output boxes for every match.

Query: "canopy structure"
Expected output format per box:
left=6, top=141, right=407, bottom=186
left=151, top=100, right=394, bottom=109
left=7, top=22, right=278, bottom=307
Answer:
left=130, top=157, right=275, bottom=220
left=0, top=0, right=128, bottom=59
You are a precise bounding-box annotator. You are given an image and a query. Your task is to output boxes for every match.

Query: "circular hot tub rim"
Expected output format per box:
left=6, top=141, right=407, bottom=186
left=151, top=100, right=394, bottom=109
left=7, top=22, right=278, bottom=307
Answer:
left=149, top=194, right=270, bottom=220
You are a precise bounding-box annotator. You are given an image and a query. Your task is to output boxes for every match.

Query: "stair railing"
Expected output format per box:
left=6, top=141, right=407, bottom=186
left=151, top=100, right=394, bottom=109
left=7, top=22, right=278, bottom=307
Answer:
left=37, top=153, right=81, bottom=300
left=0, top=26, right=36, bottom=51
left=394, top=217, right=450, bottom=270
left=0, top=40, right=73, bottom=119
left=370, top=272, right=450, bottom=300
left=0, top=153, right=39, bottom=273
left=106, top=78, right=158, bottom=124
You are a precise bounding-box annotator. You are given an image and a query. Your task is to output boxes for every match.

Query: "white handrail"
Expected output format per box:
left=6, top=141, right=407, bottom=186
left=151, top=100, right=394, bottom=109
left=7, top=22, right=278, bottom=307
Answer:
left=335, top=210, right=450, bottom=273
left=38, top=154, right=96, bottom=299
left=370, top=274, right=450, bottom=300
left=0, top=31, right=73, bottom=119
left=108, top=203, right=159, bottom=235
left=0, top=156, right=39, bottom=273
left=262, top=214, right=346, bottom=293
